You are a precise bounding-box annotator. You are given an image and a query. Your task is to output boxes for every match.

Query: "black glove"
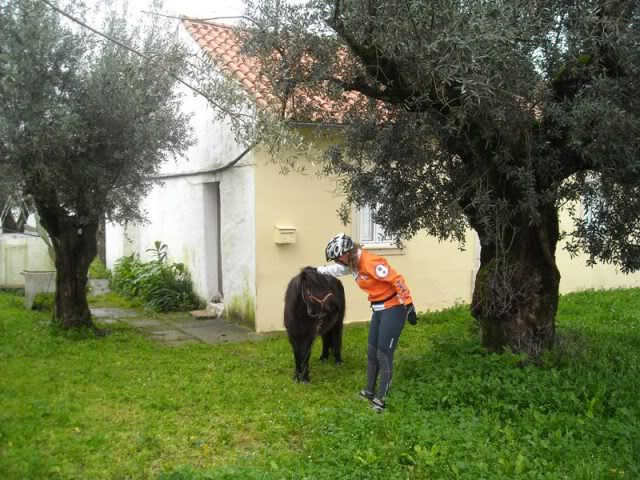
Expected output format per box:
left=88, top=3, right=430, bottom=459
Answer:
left=406, top=304, right=417, bottom=325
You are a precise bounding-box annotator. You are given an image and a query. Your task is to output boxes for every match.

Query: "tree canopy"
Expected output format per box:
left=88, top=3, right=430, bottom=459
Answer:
left=0, top=0, right=193, bottom=329
left=235, top=0, right=640, bottom=353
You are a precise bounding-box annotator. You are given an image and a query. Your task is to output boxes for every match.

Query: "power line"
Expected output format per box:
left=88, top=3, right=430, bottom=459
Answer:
left=140, top=11, right=262, bottom=28
left=38, top=0, right=244, bottom=120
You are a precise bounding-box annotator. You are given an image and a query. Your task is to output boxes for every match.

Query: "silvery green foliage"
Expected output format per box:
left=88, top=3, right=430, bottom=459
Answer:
left=0, top=0, right=193, bottom=227
left=237, top=0, right=640, bottom=270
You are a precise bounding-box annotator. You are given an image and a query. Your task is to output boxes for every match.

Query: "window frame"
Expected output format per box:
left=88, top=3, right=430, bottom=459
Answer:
left=353, top=205, right=404, bottom=255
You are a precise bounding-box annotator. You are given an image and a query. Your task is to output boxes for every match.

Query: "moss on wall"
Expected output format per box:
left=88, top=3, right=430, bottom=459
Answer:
left=223, top=290, right=256, bottom=330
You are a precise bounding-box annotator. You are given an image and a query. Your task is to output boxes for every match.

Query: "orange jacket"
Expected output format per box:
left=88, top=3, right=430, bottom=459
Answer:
left=355, top=250, right=413, bottom=309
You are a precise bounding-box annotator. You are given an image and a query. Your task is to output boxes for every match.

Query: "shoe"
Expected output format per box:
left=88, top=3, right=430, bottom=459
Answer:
left=358, top=389, right=375, bottom=401
left=370, top=397, right=385, bottom=412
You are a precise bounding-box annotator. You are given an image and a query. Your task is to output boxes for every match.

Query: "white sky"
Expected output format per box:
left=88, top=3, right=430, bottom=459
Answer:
left=128, top=0, right=246, bottom=20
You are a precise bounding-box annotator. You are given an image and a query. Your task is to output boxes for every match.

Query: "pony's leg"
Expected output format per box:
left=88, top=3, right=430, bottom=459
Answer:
left=292, top=336, right=313, bottom=383
left=324, top=321, right=343, bottom=364
left=289, top=336, right=304, bottom=382
left=332, top=323, right=344, bottom=364
left=302, top=337, right=315, bottom=383
left=320, top=332, right=331, bottom=362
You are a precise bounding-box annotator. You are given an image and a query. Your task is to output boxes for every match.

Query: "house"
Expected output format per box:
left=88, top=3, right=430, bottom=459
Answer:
left=105, top=20, right=640, bottom=332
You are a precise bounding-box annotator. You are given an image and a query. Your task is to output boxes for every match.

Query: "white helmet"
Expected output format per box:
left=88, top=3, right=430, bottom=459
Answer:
left=325, top=233, right=354, bottom=261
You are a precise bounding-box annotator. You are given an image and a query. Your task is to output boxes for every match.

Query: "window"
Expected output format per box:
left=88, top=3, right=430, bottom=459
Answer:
left=583, top=203, right=596, bottom=225
left=582, top=191, right=604, bottom=227
left=356, top=205, right=396, bottom=248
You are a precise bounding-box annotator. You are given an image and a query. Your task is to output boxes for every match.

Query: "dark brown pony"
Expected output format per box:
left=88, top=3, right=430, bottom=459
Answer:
left=284, top=267, right=346, bottom=383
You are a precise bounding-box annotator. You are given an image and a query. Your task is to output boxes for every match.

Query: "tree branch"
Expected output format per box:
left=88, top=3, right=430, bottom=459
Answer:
left=325, top=0, right=460, bottom=114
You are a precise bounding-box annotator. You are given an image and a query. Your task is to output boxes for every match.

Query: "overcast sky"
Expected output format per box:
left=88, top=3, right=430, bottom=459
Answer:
left=128, top=0, right=246, bottom=20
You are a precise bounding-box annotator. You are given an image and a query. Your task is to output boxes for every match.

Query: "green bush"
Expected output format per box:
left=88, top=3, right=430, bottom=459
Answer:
left=110, top=254, right=144, bottom=298
left=111, top=244, right=202, bottom=312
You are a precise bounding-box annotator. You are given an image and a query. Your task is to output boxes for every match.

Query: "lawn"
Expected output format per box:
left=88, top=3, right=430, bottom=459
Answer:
left=0, top=288, right=639, bottom=479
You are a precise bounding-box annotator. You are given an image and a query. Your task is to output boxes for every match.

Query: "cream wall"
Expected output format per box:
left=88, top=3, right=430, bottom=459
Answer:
left=254, top=144, right=348, bottom=332
left=253, top=138, right=478, bottom=332
left=556, top=209, right=640, bottom=293
left=253, top=141, right=640, bottom=333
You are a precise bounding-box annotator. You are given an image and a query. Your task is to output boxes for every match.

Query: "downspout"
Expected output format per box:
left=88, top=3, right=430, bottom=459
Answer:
left=152, top=142, right=257, bottom=180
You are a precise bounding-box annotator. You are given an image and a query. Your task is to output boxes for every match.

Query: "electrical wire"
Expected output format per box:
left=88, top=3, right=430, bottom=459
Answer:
left=38, top=0, right=242, bottom=119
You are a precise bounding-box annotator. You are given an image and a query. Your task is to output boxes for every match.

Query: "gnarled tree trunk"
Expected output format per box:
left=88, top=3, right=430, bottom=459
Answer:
left=471, top=206, right=561, bottom=356
left=36, top=199, right=98, bottom=330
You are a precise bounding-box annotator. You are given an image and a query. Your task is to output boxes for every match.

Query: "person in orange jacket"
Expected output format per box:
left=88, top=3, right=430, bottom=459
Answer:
left=318, top=233, right=417, bottom=412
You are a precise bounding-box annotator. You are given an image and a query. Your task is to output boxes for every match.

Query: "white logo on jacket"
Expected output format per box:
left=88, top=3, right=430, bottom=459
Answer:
left=375, top=264, right=389, bottom=278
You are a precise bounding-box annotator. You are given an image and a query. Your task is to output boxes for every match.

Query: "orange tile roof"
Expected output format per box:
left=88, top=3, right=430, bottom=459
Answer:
left=182, top=19, right=364, bottom=124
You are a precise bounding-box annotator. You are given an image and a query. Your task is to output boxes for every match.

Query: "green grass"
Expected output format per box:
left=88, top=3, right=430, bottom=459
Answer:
left=1, top=289, right=639, bottom=479
left=88, top=258, right=111, bottom=280
left=87, top=291, right=142, bottom=309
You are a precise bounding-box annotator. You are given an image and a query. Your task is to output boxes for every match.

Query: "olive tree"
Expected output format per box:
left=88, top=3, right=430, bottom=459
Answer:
left=236, top=0, right=640, bottom=354
left=0, top=0, right=193, bottom=330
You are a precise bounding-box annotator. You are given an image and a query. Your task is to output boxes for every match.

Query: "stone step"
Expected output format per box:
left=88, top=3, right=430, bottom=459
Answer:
left=190, top=310, right=219, bottom=319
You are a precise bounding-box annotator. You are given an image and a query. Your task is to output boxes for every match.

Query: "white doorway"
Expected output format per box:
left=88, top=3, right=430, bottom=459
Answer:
left=203, top=182, right=222, bottom=300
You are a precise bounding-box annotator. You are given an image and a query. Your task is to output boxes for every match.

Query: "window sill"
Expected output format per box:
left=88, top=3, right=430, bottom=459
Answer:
left=362, top=244, right=405, bottom=256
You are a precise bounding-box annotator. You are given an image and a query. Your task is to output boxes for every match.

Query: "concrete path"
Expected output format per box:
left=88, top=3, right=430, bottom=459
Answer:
left=91, top=307, right=270, bottom=346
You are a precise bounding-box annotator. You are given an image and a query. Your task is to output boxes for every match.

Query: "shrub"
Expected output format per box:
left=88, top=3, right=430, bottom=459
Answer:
left=111, top=243, right=202, bottom=312
left=111, top=254, right=142, bottom=297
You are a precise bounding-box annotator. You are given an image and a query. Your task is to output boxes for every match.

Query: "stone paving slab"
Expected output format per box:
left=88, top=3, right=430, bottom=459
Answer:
left=126, top=318, right=166, bottom=328
left=190, top=310, right=219, bottom=319
left=91, top=307, right=270, bottom=345
left=92, top=307, right=139, bottom=319
left=95, top=317, right=120, bottom=325
left=174, top=321, right=263, bottom=344
left=148, top=329, right=199, bottom=346
left=167, top=318, right=224, bottom=329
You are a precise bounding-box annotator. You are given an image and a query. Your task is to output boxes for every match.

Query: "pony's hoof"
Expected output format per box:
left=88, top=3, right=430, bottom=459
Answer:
left=293, top=373, right=310, bottom=384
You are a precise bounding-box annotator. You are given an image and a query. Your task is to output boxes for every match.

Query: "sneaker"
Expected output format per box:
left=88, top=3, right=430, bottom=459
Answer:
left=358, top=389, right=375, bottom=401
left=370, top=397, right=386, bottom=412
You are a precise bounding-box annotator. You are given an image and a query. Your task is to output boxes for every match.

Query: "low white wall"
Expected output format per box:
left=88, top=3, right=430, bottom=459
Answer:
left=0, top=233, right=54, bottom=287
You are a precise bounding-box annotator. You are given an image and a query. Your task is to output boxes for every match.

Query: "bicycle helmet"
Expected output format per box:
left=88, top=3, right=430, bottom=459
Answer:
left=325, top=233, right=354, bottom=261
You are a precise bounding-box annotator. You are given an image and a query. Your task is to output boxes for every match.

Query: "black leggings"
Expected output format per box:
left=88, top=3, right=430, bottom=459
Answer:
left=365, top=304, right=406, bottom=400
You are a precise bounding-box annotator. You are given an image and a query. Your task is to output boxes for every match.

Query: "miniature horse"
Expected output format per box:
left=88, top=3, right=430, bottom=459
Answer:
left=284, top=267, right=346, bottom=383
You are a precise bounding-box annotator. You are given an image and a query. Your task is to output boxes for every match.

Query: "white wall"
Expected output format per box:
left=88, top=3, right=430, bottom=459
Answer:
left=0, top=233, right=54, bottom=287
left=126, top=165, right=256, bottom=304
left=105, top=66, right=257, bottom=305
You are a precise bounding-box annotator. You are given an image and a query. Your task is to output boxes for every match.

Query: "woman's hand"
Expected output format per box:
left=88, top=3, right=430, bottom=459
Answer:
left=405, top=304, right=417, bottom=325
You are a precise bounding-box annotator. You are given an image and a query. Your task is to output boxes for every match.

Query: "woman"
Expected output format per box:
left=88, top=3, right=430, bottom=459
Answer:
left=317, top=233, right=417, bottom=412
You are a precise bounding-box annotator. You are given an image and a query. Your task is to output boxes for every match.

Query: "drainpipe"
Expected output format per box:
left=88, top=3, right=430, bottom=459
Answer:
left=152, top=143, right=257, bottom=180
